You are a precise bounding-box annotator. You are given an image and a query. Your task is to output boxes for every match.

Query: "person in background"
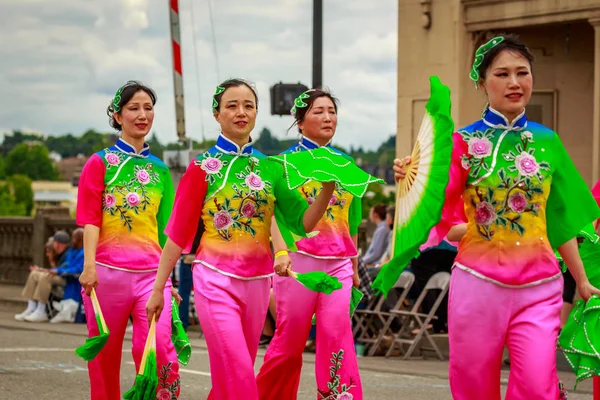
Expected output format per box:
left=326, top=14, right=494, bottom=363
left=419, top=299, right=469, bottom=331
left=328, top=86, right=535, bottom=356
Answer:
left=363, top=204, right=390, bottom=269
left=50, top=228, right=85, bottom=323
left=15, top=230, right=72, bottom=322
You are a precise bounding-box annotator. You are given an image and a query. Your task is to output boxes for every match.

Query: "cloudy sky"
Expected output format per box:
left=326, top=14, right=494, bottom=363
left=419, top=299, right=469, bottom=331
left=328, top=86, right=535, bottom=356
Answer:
left=0, top=0, right=397, bottom=150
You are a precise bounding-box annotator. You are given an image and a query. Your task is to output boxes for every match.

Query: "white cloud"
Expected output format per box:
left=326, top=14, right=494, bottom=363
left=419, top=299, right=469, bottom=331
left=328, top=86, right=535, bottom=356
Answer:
left=0, top=0, right=397, bottom=150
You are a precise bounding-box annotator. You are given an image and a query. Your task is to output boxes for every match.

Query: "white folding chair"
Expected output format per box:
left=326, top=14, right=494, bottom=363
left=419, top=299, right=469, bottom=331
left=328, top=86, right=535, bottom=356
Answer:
left=385, top=271, right=450, bottom=360
left=354, top=271, right=415, bottom=355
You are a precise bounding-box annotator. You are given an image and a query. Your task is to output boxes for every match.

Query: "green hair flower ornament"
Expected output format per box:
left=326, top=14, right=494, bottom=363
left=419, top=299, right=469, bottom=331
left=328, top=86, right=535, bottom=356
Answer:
left=470, top=36, right=505, bottom=88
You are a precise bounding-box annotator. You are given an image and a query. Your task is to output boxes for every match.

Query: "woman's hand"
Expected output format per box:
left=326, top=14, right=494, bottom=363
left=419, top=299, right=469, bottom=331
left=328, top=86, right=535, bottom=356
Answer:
left=171, top=287, right=182, bottom=306
left=79, top=264, right=98, bottom=296
left=146, top=290, right=165, bottom=327
left=578, top=279, right=600, bottom=302
left=274, top=252, right=292, bottom=277
left=393, top=156, right=412, bottom=182
left=352, top=270, right=360, bottom=288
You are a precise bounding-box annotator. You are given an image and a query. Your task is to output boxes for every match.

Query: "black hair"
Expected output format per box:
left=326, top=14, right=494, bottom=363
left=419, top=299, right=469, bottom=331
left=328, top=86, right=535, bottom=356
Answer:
left=288, top=88, right=339, bottom=134
left=476, top=33, right=535, bottom=81
left=107, top=80, right=157, bottom=131
left=372, top=204, right=387, bottom=221
left=212, top=78, right=259, bottom=112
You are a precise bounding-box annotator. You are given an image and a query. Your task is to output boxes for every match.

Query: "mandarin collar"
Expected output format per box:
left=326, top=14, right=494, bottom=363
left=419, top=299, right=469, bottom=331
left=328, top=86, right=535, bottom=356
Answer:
left=215, top=134, right=254, bottom=156
left=298, top=136, right=332, bottom=150
left=114, top=138, right=150, bottom=158
left=482, top=106, right=527, bottom=131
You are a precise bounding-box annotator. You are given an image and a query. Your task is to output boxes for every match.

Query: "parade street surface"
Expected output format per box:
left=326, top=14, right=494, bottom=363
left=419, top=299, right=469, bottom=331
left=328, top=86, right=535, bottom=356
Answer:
left=0, top=310, right=592, bottom=399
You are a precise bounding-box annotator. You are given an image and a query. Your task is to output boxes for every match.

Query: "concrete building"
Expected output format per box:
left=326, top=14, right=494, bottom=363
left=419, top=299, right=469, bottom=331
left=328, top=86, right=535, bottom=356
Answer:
left=397, top=0, right=600, bottom=184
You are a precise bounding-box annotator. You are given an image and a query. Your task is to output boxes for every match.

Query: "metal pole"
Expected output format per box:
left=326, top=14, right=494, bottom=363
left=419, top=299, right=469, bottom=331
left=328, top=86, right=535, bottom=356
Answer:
left=169, top=0, right=186, bottom=143
left=312, top=0, right=323, bottom=89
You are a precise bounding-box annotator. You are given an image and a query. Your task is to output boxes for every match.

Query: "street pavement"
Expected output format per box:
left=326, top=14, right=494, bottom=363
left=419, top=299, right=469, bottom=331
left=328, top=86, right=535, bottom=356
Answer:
left=0, top=310, right=593, bottom=399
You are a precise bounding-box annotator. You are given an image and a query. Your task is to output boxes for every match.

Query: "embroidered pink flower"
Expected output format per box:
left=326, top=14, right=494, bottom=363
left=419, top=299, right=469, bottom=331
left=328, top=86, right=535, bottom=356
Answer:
left=241, top=202, right=257, bottom=218
left=340, top=199, right=346, bottom=208
left=126, top=192, right=140, bottom=207
left=515, top=152, right=539, bottom=176
left=200, top=157, right=223, bottom=175
left=306, top=197, right=315, bottom=205
left=475, top=201, right=496, bottom=226
left=156, top=389, right=172, bottom=400
left=468, top=137, right=493, bottom=158
left=337, top=393, right=353, bottom=400
left=508, top=192, right=528, bottom=213
left=105, top=153, right=120, bottom=166
left=533, top=203, right=541, bottom=212
left=104, top=193, right=116, bottom=208
left=213, top=210, right=234, bottom=230
left=329, top=194, right=337, bottom=205
left=245, top=172, right=265, bottom=191
left=136, top=169, right=150, bottom=185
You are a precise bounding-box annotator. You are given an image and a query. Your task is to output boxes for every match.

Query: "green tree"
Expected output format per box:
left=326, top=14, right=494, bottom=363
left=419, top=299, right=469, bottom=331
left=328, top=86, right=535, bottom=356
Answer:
left=0, top=186, right=26, bottom=216
left=5, top=143, right=59, bottom=181
left=147, top=132, right=165, bottom=159
left=0, top=156, right=6, bottom=179
left=7, top=175, right=34, bottom=215
left=0, top=130, right=44, bottom=156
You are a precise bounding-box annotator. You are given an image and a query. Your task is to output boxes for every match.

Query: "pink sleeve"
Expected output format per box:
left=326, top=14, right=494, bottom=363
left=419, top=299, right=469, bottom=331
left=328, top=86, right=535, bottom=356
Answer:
left=76, top=154, right=106, bottom=228
left=592, top=180, right=600, bottom=207
left=420, top=132, right=469, bottom=250
left=164, top=161, right=208, bottom=252
left=592, top=180, right=600, bottom=229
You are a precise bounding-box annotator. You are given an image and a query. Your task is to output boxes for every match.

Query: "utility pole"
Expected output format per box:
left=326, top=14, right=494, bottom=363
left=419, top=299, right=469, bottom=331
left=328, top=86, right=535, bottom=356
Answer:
left=169, top=0, right=187, bottom=144
left=312, top=0, right=323, bottom=89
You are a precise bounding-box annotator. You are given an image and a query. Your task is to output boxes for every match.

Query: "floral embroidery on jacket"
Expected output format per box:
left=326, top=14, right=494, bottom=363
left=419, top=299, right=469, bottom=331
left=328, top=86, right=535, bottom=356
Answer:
left=470, top=133, right=549, bottom=240
left=459, top=129, right=495, bottom=177
left=102, top=162, right=160, bottom=231
left=208, top=163, right=272, bottom=241
left=301, top=183, right=348, bottom=221
left=195, top=152, right=228, bottom=184
left=104, top=150, right=124, bottom=168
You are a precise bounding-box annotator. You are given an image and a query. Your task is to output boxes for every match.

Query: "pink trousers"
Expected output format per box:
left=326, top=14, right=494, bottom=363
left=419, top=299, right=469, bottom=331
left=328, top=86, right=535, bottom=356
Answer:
left=193, top=264, right=271, bottom=400
left=82, top=266, right=180, bottom=400
left=256, top=253, right=363, bottom=399
left=449, top=267, right=563, bottom=400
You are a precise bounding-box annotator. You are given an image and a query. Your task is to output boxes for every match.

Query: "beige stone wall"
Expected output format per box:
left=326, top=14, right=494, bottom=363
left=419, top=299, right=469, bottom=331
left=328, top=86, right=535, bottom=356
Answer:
left=397, top=0, right=599, bottom=184
left=514, top=23, right=595, bottom=184
left=396, top=0, right=461, bottom=157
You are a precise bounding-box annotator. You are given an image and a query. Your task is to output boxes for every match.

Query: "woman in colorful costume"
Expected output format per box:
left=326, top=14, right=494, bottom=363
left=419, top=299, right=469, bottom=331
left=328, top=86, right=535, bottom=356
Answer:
left=77, top=81, right=180, bottom=399
left=146, top=79, right=337, bottom=400
left=256, top=89, right=363, bottom=399
left=394, top=34, right=600, bottom=399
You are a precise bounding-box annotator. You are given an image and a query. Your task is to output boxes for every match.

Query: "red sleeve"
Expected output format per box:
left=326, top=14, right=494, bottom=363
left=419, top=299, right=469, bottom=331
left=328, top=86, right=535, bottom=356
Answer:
left=164, top=161, right=208, bottom=252
left=76, top=154, right=106, bottom=228
left=420, top=132, right=469, bottom=250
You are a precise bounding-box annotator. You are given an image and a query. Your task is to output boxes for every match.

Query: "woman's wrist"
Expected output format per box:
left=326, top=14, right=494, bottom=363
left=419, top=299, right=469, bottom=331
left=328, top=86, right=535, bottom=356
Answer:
left=275, top=250, right=289, bottom=259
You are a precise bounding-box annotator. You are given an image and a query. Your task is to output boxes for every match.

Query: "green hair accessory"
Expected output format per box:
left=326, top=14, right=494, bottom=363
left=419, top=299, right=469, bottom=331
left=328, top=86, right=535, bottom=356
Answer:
left=470, top=36, right=505, bottom=87
left=290, top=91, right=311, bottom=117
left=112, top=86, right=124, bottom=112
left=212, top=85, right=226, bottom=110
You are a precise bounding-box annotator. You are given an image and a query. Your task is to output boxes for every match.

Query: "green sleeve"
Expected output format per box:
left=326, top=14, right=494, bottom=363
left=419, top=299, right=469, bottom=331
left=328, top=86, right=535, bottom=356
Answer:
left=546, top=133, right=600, bottom=249
left=157, top=168, right=175, bottom=248
left=273, top=163, right=309, bottom=239
left=348, top=196, right=362, bottom=236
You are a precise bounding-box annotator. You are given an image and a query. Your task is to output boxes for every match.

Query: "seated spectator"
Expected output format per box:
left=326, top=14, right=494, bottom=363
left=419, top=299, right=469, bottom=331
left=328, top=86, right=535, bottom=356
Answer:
left=15, top=230, right=72, bottom=322
left=50, top=228, right=85, bottom=323
left=363, top=204, right=391, bottom=270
